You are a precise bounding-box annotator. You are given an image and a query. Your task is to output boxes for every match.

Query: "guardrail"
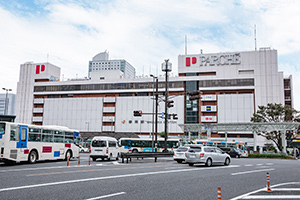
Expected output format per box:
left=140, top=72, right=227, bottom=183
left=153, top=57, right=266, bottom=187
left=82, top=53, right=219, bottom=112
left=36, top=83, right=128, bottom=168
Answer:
left=121, top=152, right=173, bottom=163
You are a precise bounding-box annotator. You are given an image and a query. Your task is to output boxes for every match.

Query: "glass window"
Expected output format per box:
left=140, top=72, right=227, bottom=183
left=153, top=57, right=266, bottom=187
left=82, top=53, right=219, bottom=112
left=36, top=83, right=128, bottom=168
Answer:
left=43, top=129, right=53, bottom=134
left=64, top=136, right=73, bottom=143
left=29, top=128, right=41, bottom=133
left=54, top=135, right=64, bottom=143
left=54, top=130, right=63, bottom=135
left=176, top=147, right=188, bottom=152
left=10, top=125, right=19, bottom=141
left=65, top=132, right=73, bottom=136
left=92, top=140, right=107, bottom=147
left=28, top=133, right=41, bottom=142
left=42, top=134, right=53, bottom=142
left=21, top=129, right=26, bottom=142
left=0, top=123, right=5, bottom=135
left=189, top=147, right=202, bottom=152
left=109, top=141, right=116, bottom=147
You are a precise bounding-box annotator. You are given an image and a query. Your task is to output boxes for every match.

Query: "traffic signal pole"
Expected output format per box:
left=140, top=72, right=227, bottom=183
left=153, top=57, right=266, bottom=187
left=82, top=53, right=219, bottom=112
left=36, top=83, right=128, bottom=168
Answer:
left=155, top=78, right=158, bottom=153
left=164, top=59, right=169, bottom=152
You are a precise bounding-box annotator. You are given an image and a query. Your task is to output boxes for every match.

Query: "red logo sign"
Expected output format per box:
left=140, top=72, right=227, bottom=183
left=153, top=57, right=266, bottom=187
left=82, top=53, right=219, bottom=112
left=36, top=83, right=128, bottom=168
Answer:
left=186, top=57, right=197, bottom=67
left=36, top=65, right=45, bottom=74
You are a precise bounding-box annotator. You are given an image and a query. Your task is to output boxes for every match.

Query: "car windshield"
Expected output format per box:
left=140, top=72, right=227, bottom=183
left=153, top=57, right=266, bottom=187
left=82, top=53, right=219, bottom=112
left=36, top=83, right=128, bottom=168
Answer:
left=92, top=140, right=107, bottom=147
left=176, top=147, right=188, bottom=152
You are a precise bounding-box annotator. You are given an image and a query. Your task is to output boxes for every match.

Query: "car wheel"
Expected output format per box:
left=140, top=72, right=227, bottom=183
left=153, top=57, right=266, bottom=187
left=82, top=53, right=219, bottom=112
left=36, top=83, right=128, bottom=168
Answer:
left=132, top=149, right=138, bottom=153
left=92, top=158, right=97, bottom=161
left=188, top=163, right=194, bottom=166
left=205, top=158, right=212, bottom=167
left=28, top=151, right=38, bottom=164
left=224, top=158, right=230, bottom=166
left=177, top=160, right=182, bottom=163
left=235, top=154, right=239, bottom=158
left=116, top=153, right=120, bottom=161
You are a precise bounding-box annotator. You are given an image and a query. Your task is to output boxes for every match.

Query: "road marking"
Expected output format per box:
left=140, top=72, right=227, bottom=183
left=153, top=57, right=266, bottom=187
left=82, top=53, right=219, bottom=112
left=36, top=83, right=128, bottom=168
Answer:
left=272, top=188, right=300, bottom=191
left=230, top=182, right=300, bottom=200
left=0, top=165, right=240, bottom=192
left=265, top=163, right=273, bottom=165
left=231, top=168, right=274, bottom=176
left=244, top=164, right=253, bottom=167
left=85, top=192, right=126, bottom=200
left=242, top=195, right=300, bottom=199
left=256, top=164, right=263, bottom=166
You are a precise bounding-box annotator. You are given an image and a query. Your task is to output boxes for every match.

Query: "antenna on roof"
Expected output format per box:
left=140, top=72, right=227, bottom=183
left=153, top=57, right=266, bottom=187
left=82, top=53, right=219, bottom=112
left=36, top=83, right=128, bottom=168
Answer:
left=254, top=24, right=257, bottom=51
left=185, top=35, right=187, bottom=56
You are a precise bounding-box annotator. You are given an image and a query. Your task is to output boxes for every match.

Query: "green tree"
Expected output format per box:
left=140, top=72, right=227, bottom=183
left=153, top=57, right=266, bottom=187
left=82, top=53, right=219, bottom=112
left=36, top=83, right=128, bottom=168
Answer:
left=159, top=131, right=167, bottom=138
left=251, top=103, right=300, bottom=152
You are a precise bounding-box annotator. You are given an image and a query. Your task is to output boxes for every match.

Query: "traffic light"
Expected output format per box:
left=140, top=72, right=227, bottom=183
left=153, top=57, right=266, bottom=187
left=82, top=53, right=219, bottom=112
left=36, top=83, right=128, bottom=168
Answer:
left=133, top=110, right=142, bottom=117
left=188, top=90, right=201, bottom=100
left=167, top=100, right=174, bottom=108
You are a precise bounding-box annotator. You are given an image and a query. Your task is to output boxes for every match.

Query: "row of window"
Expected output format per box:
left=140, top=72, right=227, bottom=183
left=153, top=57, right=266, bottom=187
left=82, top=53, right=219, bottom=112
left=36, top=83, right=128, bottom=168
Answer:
left=10, top=125, right=74, bottom=143
left=120, top=140, right=178, bottom=148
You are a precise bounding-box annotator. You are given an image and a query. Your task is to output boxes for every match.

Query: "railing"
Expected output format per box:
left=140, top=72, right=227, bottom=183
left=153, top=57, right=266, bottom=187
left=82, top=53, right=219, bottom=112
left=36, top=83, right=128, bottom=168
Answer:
left=121, top=152, right=173, bottom=163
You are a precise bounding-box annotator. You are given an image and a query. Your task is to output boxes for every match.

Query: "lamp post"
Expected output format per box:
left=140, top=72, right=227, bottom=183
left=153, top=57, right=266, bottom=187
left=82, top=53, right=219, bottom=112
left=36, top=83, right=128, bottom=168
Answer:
left=150, top=74, right=157, bottom=152
left=2, top=88, right=12, bottom=115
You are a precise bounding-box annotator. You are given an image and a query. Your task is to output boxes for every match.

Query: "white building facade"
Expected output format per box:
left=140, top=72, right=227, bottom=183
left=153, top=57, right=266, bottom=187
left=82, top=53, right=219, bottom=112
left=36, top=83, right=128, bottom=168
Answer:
left=15, top=48, right=292, bottom=150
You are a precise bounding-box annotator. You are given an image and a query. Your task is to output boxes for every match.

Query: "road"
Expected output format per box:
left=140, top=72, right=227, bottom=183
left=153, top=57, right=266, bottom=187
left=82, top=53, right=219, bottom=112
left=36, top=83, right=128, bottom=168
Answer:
left=0, top=154, right=299, bottom=200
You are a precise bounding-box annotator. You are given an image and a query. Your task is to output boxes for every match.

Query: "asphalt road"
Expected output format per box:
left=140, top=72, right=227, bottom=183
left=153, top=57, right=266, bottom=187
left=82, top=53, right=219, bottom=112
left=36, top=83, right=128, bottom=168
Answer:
left=0, top=154, right=299, bottom=200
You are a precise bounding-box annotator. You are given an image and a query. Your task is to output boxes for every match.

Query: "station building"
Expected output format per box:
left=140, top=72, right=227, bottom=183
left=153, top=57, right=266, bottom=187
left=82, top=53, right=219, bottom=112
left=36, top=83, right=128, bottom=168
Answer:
left=15, top=48, right=293, bottom=149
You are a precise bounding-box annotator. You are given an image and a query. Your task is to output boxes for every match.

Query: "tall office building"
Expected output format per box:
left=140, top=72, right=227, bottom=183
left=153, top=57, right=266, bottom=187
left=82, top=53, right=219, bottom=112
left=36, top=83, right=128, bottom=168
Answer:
left=0, top=93, right=15, bottom=115
left=88, top=51, right=136, bottom=80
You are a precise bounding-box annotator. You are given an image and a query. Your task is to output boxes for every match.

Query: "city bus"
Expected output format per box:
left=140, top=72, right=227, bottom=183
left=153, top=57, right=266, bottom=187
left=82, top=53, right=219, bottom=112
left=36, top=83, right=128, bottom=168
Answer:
left=119, top=137, right=183, bottom=153
left=192, top=140, right=248, bottom=157
left=0, top=121, right=80, bottom=164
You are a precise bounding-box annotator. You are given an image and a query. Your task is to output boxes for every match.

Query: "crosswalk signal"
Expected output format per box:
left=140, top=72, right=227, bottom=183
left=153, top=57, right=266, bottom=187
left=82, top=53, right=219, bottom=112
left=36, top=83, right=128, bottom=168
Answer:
left=133, top=110, right=142, bottom=117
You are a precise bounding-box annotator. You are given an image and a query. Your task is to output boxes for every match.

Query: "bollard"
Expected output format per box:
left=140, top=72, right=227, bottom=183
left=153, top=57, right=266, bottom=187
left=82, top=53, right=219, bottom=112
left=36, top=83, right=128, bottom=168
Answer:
left=266, top=172, right=272, bottom=192
left=78, top=155, right=80, bottom=167
left=217, top=187, right=221, bottom=200
left=67, top=156, right=70, bottom=167
left=88, top=155, right=91, bottom=166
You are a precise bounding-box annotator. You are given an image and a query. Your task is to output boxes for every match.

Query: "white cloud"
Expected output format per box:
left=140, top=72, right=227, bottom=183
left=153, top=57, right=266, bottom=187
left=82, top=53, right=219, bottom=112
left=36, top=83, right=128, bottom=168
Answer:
left=0, top=0, right=299, bottom=110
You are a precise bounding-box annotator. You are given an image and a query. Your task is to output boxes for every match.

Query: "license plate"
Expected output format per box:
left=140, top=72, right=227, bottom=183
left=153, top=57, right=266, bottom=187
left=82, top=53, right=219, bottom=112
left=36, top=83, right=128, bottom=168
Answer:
left=95, top=149, right=103, bottom=151
left=177, top=153, right=183, bottom=156
left=190, top=155, right=195, bottom=158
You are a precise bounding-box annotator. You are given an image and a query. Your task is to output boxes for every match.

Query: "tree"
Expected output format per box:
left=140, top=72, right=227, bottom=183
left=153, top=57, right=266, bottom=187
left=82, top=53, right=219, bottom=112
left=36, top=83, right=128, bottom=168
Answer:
left=251, top=103, right=300, bottom=152
left=159, top=131, right=167, bottom=138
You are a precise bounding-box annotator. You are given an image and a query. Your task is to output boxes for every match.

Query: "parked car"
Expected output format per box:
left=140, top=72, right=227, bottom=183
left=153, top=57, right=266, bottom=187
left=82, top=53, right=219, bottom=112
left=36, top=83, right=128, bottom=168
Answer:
left=90, top=136, right=120, bottom=161
left=220, top=147, right=241, bottom=158
left=186, top=145, right=230, bottom=167
left=78, top=145, right=90, bottom=153
left=173, top=146, right=190, bottom=163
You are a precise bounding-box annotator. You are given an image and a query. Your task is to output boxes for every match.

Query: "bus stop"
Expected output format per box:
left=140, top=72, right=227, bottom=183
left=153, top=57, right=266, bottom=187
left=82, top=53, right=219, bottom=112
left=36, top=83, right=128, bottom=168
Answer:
left=179, top=122, right=300, bottom=153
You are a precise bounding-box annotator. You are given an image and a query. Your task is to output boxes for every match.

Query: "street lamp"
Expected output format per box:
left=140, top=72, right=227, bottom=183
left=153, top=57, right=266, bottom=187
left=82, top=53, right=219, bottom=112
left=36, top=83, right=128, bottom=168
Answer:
left=2, top=88, right=12, bottom=115
left=150, top=74, right=157, bottom=152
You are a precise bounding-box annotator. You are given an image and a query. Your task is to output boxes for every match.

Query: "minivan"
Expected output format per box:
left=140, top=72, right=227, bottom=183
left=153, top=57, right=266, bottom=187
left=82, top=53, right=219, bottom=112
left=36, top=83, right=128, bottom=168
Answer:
left=90, top=136, right=120, bottom=161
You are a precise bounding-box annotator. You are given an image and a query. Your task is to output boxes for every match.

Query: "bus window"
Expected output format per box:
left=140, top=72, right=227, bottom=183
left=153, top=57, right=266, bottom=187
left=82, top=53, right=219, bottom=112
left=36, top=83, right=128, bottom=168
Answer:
left=54, top=135, right=64, bottom=143
left=42, top=134, right=53, bottom=142
left=64, top=136, right=74, bottom=143
left=0, top=123, right=5, bottom=135
left=28, top=133, right=41, bottom=142
left=10, top=125, right=19, bottom=141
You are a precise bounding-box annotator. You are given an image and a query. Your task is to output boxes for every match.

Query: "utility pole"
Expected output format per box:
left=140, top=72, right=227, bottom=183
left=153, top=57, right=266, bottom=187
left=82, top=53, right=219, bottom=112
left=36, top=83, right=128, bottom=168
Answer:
left=155, top=78, right=158, bottom=153
left=162, top=59, right=172, bottom=152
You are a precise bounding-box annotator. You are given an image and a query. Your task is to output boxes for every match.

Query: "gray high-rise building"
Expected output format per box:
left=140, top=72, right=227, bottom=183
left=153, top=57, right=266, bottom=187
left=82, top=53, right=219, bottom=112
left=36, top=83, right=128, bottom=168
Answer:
left=88, top=51, right=136, bottom=80
left=0, top=93, right=15, bottom=115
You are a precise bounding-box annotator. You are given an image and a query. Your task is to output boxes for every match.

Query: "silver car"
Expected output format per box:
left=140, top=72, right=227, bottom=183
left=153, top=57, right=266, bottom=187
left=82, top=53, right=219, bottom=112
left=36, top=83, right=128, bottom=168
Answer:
left=173, top=146, right=190, bottom=163
left=185, top=145, right=231, bottom=167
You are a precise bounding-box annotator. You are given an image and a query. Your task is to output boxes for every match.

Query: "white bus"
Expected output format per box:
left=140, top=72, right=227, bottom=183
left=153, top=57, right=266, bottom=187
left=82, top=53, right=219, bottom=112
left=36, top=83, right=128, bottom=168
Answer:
left=119, top=137, right=182, bottom=153
left=0, top=121, right=80, bottom=164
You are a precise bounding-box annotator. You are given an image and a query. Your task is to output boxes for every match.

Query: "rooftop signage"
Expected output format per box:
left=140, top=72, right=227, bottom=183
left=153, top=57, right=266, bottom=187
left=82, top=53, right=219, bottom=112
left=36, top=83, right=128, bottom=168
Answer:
left=186, top=53, right=241, bottom=67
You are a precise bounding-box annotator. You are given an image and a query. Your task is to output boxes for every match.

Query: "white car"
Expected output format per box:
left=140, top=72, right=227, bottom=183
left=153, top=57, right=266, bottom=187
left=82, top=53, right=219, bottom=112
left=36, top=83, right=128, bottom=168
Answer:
left=78, top=145, right=89, bottom=153
left=186, top=145, right=231, bottom=167
left=173, top=146, right=190, bottom=163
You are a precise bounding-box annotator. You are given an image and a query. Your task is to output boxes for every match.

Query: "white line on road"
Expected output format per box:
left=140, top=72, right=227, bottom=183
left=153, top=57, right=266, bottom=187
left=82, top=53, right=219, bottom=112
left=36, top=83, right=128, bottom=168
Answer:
left=244, top=164, right=254, bottom=167
left=0, top=165, right=240, bottom=192
left=242, top=195, right=300, bottom=199
left=231, top=168, right=274, bottom=176
left=230, top=182, right=300, bottom=200
left=85, top=192, right=126, bottom=200
left=265, top=163, right=274, bottom=165
left=256, top=164, right=263, bottom=166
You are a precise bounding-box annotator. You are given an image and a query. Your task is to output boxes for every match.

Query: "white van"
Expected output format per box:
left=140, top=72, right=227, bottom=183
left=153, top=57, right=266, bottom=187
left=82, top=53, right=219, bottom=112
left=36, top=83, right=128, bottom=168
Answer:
left=90, top=136, right=120, bottom=161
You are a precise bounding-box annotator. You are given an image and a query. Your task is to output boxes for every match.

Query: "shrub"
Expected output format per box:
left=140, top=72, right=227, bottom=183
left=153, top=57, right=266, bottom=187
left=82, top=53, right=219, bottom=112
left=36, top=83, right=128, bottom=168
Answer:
left=248, top=153, right=294, bottom=159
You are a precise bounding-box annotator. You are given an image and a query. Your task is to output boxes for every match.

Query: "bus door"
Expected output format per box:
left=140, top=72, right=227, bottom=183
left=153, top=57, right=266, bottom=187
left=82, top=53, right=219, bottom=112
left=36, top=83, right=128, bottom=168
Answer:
left=17, top=125, right=28, bottom=149
left=124, top=140, right=132, bottom=150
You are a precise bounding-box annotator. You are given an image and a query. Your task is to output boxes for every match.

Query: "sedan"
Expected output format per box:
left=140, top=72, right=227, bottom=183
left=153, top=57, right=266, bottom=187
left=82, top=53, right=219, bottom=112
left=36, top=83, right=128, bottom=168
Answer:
left=186, top=145, right=230, bottom=167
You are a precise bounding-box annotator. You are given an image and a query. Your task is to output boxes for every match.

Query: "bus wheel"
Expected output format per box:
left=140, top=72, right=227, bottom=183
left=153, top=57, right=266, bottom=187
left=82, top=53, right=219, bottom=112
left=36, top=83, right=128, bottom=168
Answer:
left=28, top=151, right=38, bottom=164
left=65, top=150, right=72, bottom=161
left=132, top=149, right=138, bottom=153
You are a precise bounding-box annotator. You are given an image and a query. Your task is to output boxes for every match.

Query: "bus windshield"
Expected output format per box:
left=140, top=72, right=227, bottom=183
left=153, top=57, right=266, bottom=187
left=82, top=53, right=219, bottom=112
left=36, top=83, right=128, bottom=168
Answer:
left=0, top=123, right=5, bottom=135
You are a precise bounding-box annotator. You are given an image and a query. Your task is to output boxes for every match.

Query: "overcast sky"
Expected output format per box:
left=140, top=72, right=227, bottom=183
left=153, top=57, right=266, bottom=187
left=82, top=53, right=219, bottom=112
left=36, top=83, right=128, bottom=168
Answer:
left=0, top=0, right=299, bottom=110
